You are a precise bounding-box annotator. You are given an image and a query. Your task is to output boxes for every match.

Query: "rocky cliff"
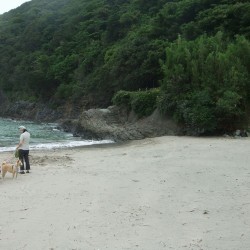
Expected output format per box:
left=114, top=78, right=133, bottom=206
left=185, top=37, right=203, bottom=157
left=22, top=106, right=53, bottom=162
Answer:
left=60, top=106, right=182, bottom=141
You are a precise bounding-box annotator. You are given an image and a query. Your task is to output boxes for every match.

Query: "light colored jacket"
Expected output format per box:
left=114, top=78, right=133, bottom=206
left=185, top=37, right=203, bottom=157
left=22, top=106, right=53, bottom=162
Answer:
left=19, top=131, right=30, bottom=150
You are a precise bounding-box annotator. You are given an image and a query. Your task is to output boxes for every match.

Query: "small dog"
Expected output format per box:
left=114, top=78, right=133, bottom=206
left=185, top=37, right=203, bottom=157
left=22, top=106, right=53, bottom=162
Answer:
left=1, top=160, right=22, bottom=179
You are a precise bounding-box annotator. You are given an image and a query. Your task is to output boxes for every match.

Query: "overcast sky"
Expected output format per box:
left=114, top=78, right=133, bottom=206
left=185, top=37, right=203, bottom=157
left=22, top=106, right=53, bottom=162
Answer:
left=0, top=0, right=31, bottom=15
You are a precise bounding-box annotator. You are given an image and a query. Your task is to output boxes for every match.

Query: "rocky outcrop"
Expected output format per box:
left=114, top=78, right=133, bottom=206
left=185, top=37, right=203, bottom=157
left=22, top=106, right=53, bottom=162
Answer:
left=0, top=99, right=80, bottom=122
left=0, top=101, right=62, bottom=121
left=61, top=106, right=183, bottom=141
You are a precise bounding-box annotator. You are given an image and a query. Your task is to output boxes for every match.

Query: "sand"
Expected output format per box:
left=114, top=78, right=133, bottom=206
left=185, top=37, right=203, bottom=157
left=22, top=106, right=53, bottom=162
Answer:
left=0, top=136, right=249, bottom=250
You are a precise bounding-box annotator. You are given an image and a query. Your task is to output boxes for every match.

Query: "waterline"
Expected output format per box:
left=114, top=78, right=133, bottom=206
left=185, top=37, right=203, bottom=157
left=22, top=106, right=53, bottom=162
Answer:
left=0, top=118, right=114, bottom=152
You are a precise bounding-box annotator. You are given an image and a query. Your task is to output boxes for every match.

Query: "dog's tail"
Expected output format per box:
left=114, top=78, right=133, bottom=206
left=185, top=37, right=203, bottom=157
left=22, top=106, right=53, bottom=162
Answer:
left=1, top=161, right=7, bottom=173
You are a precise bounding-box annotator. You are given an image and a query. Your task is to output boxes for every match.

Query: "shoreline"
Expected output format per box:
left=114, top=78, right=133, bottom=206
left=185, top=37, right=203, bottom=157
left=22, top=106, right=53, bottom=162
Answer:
left=0, top=135, right=249, bottom=250
left=0, top=133, right=247, bottom=154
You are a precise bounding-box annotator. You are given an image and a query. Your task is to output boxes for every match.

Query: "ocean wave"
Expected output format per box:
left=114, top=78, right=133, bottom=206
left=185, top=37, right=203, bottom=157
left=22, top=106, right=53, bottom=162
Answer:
left=0, top=139, right=114, bottom=152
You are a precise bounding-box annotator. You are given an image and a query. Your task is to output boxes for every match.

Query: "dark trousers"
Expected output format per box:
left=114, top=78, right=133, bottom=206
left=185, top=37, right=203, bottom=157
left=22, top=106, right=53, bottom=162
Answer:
left=18, top=149, right=30, bottom=171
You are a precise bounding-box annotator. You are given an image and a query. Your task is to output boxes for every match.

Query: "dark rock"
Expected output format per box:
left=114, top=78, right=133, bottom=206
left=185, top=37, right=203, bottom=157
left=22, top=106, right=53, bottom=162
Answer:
left=0, top=100, right=78, bottom=122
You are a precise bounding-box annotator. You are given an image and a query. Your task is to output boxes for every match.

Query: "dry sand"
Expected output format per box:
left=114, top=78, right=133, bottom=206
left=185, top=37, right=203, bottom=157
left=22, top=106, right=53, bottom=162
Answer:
left=0, top=136, right=250, bottom=250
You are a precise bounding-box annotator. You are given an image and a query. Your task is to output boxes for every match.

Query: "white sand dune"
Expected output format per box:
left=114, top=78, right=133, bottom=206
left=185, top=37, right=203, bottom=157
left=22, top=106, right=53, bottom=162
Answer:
left=0, top=136, right=249, bottom=250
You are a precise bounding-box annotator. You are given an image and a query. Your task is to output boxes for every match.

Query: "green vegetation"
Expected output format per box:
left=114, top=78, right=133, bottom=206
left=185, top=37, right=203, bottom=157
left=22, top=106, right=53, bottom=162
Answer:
left=112, top=88, right=160, bottom=117
left=0, top=0, right=249, bottom=133
left=158, top=33, right=250, bottom=132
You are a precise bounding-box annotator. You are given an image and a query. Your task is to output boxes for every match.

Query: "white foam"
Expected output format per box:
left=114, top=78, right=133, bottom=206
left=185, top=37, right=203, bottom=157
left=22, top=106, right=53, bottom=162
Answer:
left=0, top=139, right=114, bottom=152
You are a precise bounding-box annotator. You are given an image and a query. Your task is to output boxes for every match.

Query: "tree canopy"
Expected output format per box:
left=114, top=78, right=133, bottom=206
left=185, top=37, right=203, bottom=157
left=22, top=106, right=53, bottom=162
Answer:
left=0, top=0, right=249, bottom=132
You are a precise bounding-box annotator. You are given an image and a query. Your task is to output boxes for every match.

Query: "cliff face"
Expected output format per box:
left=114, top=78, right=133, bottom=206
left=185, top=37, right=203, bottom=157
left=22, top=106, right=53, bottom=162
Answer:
left=0, top=101, right=62, bottom=122
left=0, top=99, right=79, bottom=122
left=61, top=106, right=182, bottom=142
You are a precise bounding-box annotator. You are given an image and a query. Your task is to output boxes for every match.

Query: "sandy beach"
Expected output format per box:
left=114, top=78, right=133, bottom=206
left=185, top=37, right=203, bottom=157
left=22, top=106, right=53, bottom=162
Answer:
left=0, top=135, right=249, bottom=250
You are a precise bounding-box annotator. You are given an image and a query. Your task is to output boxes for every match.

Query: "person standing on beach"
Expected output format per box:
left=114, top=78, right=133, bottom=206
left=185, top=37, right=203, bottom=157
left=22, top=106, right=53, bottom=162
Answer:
left=16, top=125, right=31, bottom=174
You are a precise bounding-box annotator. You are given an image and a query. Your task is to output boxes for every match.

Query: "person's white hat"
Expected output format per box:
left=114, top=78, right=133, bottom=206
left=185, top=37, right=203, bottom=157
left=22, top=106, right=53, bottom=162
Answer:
left=18, top=126, right=26, bottom=130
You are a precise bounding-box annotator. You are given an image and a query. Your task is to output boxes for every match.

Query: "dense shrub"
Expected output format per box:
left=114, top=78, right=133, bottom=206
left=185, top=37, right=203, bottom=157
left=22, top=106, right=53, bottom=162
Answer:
left=180, top=90, right=216, bottom=132
left=130, top=89, right=160, bottom=117
left=111, top=90, right=131, bottom=107
left=159, top=33, right=250, bottom=133
left=112, top=88, right=160, bottom=117
left=216, top=90, right=245, bottom=130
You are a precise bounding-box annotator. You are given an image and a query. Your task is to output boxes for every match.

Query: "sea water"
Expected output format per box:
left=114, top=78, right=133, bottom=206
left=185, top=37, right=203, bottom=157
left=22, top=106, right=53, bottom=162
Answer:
left=0, top=118, right=113, bottom=152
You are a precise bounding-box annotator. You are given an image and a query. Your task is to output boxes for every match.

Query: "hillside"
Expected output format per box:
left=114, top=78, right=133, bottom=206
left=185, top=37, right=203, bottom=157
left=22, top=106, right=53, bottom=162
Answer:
left=0, top=0, right=249, bottom=133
